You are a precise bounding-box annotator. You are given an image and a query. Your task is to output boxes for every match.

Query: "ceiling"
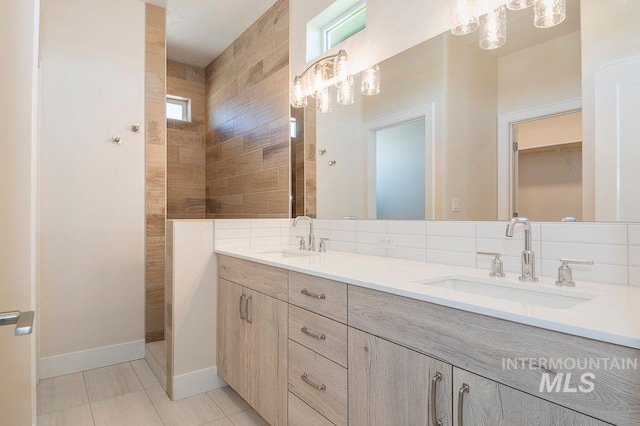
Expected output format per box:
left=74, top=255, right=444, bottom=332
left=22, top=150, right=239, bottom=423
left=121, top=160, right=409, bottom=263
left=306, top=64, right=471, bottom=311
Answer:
left=161, top=0, right=279, bottom=68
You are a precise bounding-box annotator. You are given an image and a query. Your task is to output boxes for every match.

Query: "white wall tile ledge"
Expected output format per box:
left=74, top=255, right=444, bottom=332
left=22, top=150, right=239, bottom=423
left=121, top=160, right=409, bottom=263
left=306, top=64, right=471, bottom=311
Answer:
left=215, top=244, right=640, bottom=350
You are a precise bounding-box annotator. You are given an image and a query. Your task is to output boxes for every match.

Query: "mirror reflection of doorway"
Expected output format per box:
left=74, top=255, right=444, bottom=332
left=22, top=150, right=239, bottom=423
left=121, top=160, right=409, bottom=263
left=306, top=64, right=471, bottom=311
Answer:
left=374, top=118, right=426, bottom=220
left=512, top=110, right=582, bottom=221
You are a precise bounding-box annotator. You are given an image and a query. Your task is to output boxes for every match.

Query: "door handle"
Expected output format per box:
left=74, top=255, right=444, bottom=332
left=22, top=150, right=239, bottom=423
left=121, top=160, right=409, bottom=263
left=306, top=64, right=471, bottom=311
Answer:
left=0, top=311, right=35, bottom=336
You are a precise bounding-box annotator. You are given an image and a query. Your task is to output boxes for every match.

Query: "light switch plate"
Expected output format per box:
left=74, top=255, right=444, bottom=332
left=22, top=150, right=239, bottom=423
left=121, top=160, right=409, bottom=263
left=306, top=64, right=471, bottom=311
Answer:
left=379, top=234, right=397, bottom=248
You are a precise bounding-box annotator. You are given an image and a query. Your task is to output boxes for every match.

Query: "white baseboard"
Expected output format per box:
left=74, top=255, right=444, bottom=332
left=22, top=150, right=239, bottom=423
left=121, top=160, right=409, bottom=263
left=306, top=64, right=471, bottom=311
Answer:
left=172, top=366, right=226, bottom=400
left=39, top=340, right=145, bottom=380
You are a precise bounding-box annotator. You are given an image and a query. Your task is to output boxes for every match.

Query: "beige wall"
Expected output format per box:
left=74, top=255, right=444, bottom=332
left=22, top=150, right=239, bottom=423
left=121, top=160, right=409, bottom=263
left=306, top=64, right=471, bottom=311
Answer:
left=498, top=31, right=582, bottom=115
left=39, top=0, right=146, bottom=376
left=581, top=0, right=640, bottom=221
left=205, top=0, right=290, bottom=219
left=145, top=4, right=167, bottom=344
left=167, top=60, right=207, bottom=220
left=518, top=111, right=582, bottom=150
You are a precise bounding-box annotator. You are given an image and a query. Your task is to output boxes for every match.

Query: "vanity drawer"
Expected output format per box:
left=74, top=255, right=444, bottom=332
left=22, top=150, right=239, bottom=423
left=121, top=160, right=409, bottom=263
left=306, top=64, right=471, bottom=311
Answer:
left=289, top=305, right=348, bottom=367
left=218, top=255, right=288, bottom=301
left=289, top=272, right=347, bottom=323
left=288, top=392, right=335, bottom=426
left=289, top=340, right=347, bottom=426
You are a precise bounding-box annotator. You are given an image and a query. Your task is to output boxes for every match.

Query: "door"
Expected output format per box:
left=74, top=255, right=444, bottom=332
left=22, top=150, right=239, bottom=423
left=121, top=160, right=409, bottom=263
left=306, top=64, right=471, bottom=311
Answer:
left=348, top=328, right=453, bottom=426
left=0, top=0, right=40, bottom=424
left=245, top=288, right=288, bottom=426
left=453, top=368, right=608, bottom=426
left=217, top=279, right=249, bottom=398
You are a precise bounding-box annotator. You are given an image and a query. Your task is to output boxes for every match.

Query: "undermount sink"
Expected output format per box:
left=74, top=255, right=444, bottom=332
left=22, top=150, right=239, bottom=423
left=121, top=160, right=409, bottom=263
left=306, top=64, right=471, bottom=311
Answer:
left=416, top=277, right=596, bottom=309
left=258, top=249, right=317, bottom=259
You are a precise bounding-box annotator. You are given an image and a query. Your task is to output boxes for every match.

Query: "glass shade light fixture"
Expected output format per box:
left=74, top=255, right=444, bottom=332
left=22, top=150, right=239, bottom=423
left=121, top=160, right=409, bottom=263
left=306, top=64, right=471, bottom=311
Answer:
left=450, top=0, right=479, bottom=36
left=534, top=0, right=566, bottom=28
left=479, top=6, right=507, bottom=50
left=361, top=64, right=380, bottom=96
left=506, top=0, right=537, bottom=10
left=290, top=49, right=380, bottom=113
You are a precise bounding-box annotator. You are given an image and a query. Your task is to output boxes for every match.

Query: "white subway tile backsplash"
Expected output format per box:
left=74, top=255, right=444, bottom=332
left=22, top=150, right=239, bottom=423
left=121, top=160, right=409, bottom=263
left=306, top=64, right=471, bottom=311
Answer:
left=541, top=242, right=628, bottom=266
left=396, top=234, right=426, bottom=249
left=330, top=230, right=356, bottom=243
left=476, top=222, right=540, bottom=241
left=427, top=236, right=475, bottom=253
left=215, top=238, right=251, bottom=249
left=476, top=238, right=541, bottom=259
left=356, top=242, right=387, bottom=257
left=214, top=219, right=251, bottom=230
left=388, top=247, right=426, bottom=262
left=216, top=229, right=251, bottom=240
left=250, top=237, right=281, bottom=248
left=330, top=220, right=356, bottom=232
left=356, top=220, right=387, bottom=233
left=356, top=232, right=384, bottom=245
left=427, top=221, right=475, bottom=237
left=250, top=219, right=281, bottom=229
left=629, top=267, right=640, bottom=287
left=330, top=240, right=355, bottom=253
left=629, top=225, right=640, bottom=245
left=629, top=245, right=640, bottom=267
left=250, top=228, right=280, bottom=238
left=387, top=220, right=426, bottom=235
left=541, top=259, right=628, bottom=286
left=541, top=223, right=627, bottom=245
left=427, top=249, right=476, bottom=268
left=313, top=219, right=331, bottom=231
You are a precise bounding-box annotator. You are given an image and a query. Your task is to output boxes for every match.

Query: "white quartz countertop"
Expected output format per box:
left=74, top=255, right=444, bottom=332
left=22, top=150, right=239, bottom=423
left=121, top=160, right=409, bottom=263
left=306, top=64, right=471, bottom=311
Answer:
left=216, top=246, right=640, bottom=349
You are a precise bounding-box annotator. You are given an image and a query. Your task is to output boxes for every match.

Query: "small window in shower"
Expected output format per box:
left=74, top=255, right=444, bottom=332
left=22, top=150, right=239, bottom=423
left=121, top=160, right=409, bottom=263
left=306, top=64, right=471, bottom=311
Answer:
left=166, top=95, right=191, bottom=121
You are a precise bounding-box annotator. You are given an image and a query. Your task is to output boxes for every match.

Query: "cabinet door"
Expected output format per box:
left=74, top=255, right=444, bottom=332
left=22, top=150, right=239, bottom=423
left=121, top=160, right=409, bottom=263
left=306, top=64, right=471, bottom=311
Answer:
left=349, top=328, right=453, bottom=426
left=217, top=278, right=249, bottom=398
left=245, top=288, right=288, bottom=426
left=453, top=368, right=609, bottom=426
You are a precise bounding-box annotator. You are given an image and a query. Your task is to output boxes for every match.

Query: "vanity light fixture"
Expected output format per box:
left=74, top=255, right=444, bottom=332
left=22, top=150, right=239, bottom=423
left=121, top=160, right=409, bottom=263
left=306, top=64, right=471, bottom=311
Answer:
left=450, top=0, right=479, bottom=35
left=506, top=0, right=537, bottom=11
left=290, top=49, right=380, bottom=113
left=479, top=6, right=507, bottom=50
left=534, top=0, right=566, bottom=28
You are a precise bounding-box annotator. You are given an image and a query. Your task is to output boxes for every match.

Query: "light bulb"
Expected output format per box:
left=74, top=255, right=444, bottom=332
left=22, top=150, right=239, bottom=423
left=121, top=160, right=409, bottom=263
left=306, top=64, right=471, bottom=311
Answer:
left=312, top=64, right=326, bottom=99
left=361, top=65, right=380, bottom=96
left=290, top=76, right=307, bottom=108
left=450, top=0, right=479, bottom=36
left=506, top=0, right=536, bottom=10
left=334, top=50, right=351, bottom=85
left=316, top=87, right=331, bottom=113
left=534, top=0, right=566, bottom=28
left=479, top=6, right=506, bottom=50
left=337, top=78, right=354, bottom=105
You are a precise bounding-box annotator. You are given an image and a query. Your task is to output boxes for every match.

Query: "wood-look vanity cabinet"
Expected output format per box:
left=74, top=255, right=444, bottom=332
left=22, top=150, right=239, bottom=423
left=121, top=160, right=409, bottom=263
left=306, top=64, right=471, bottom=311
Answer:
left=217, top=257, right=288, bottom=426
left=217, top=256, right=637, bottom=426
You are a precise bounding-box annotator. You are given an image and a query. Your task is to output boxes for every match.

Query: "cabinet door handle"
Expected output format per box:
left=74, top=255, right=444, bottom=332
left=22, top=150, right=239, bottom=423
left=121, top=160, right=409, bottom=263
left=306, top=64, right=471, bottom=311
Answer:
left=301, top=326, right=326, bottom=340
left=430, top=372, right=443, bottom=426
left=301, top=373, right=326, bottom=391
left=239, top=295, right=246, bottom=320
left=246, top=295, right=253, bottom=324
left=457, top=383, right=470, bottom=426
left=301, top=288, right=326, bottom=299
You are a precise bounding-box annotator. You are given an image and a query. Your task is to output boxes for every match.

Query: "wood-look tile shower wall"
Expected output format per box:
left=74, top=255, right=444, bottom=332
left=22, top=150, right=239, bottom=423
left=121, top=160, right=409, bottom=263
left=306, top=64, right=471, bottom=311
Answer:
left=205, top=0, right=290, bottom=219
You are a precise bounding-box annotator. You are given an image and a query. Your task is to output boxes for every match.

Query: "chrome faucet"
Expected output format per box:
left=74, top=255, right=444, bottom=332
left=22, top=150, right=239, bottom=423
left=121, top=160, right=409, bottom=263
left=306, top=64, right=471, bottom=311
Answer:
left=505, top=217, right=538, bottom=282
left=293, top=216, right=315, bottom=251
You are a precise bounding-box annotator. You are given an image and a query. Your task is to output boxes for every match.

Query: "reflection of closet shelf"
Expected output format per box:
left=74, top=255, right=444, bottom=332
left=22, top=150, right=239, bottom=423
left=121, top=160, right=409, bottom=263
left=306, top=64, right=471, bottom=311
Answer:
left=519, top=140, right=582, bottom=155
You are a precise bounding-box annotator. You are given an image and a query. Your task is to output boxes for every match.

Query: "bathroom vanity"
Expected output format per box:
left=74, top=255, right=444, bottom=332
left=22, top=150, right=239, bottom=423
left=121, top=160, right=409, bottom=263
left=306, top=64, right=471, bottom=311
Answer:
left=216, top=249, right=640, bottom=426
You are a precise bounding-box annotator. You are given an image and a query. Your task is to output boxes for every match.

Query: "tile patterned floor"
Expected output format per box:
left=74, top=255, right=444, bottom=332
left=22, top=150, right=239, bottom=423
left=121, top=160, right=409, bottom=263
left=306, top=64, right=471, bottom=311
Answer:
left=36, top=360, right=268, bottom=426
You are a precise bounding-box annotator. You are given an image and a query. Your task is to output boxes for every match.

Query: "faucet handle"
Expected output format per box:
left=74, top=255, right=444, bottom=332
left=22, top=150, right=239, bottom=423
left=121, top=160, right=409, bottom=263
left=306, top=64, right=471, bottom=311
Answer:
left=296, top=235, right=306, bottom=251
left=319, top=238, right=330, bottom=253
left=556, top=258, right=594, bottom=287
left=477, top=252, right=505, bottom=277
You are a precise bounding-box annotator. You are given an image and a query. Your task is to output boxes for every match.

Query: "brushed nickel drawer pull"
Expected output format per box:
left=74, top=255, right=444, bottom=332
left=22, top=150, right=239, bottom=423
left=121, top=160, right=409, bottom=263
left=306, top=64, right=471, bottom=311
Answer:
left=430, top=372, right=443, bottom=426
left=239, top=295, right=246, bottom=320
left=301, top=288, right=326, bottom=299
left=458, top=383, right=469, bottom=426
left=301, top=373, right=326, bottom=391
left=301, top=326, right=326, bottom=340
left=246, top=295, right=253, bottom=324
